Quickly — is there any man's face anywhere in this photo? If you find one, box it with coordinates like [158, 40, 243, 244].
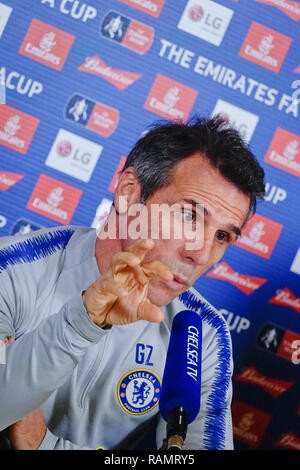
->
[121, 152, 250, 306]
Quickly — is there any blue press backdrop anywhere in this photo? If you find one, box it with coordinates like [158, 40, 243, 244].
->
[0, 0, 299, 449]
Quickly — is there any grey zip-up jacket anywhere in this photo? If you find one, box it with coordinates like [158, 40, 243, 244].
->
[0, 226, 234, 450]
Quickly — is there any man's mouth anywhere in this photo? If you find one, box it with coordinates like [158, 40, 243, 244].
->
[158, 257, 192, 290]
[166, 274, 189, 289]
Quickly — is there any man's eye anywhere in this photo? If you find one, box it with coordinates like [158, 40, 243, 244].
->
[216, 231, 230, 243]
[182, 210, 195, 222]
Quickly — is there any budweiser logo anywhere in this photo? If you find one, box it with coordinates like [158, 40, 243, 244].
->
[269, 288, 300, 314]
[254, 0, 300, 21]
[275, 433, 300, 450]
[206, 262, 267, 294]
[117, 0, 166, 18]
[235, 366, 293, 397]
[0, 173, 16, 187]
[0, 171, 24, 191]
[77, 56, 141, 90]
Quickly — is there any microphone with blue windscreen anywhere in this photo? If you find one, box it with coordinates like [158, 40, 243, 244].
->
[159, 310, 202, 450]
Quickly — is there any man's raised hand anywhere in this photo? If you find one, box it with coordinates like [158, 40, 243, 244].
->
[82, 239, 173, 327]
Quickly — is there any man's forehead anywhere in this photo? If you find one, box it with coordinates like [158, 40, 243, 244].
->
[166, 154, 251, 224]
[169, 153, 231, 198]
[170, 152, 218, 179]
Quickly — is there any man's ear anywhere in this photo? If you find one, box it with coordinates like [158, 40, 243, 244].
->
[114, 167, 142, 214]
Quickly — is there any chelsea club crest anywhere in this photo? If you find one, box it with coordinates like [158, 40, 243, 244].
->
[117, 369, 161, 415]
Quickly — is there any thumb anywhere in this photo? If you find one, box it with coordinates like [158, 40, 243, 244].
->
[137, 299, 164, 323]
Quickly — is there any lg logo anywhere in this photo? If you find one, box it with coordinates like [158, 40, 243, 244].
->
[46, 129, 103, 183]
[188, 5, 222, 29]
[56, 140, 92, 164]
[73, 150, 91, 165]
[211, 100, 259, 143]
[219, 113, 249, 140]
[229, 121, 248, 140]
[178, 0, 234, 47]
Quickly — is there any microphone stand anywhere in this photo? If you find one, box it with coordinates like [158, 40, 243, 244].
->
[160, 406, 188, 450]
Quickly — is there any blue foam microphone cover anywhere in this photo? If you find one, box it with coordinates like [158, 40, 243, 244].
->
[159, 310, 202, 424]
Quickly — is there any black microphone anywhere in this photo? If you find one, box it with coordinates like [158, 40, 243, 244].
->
[159, 310, 202, 450]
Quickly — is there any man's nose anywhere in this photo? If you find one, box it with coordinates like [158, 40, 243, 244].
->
[181, 229, 215, 266]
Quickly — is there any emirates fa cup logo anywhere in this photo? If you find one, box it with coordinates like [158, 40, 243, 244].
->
[283, 140, 299, 161]
[163, 87, 180, 108]
[47, 187, 64, 208]
[249, 221, 265, 243]
[4, 115, 21, 137]
[258, 35, 274, 56]
[39, 32, 56, 52]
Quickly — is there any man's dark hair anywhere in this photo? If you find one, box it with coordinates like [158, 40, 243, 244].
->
[121, 115, 265, 224]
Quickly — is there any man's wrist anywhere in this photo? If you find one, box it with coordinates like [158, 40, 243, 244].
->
[82, 291, 111, 330]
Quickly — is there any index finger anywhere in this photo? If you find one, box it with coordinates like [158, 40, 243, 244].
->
[127, 239, 154, 262]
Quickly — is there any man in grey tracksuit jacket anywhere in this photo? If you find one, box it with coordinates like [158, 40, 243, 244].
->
[0, 115, 263, 450]
[0, 225, 234, 450]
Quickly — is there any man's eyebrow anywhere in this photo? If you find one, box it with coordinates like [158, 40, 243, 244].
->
[227, 224, 242, 240]
[182, 199, 242, 240]
[182, 199, 205, 213]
